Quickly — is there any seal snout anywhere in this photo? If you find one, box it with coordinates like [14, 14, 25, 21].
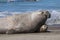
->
[43, 11, 51, 18]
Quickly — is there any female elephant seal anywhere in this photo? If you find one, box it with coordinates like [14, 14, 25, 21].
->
[0, 11, 51, 34]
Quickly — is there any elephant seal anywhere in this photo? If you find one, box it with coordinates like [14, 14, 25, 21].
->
[40, 24, 48, 32]
[0, 11, 51, 34]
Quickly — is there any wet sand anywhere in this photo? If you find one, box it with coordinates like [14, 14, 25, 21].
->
[0, 25, 60, 40]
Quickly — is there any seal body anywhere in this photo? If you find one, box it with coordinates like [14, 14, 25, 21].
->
[0, 11, 51, 34]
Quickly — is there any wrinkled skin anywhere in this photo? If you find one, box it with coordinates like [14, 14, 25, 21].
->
[0, 11, 51, 34]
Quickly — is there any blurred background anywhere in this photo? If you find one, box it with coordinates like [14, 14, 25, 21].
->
[0, 0, 60, 25]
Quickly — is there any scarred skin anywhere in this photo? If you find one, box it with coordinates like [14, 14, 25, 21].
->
[0, 11, 51, 34]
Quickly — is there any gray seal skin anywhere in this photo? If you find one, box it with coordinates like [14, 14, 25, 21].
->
[0, 11, 51, 34]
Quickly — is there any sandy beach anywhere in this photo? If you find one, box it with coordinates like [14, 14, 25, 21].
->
[0, 25, 60, 40]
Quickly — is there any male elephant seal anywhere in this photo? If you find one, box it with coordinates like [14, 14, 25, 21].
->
[0, 11, 51, 34]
